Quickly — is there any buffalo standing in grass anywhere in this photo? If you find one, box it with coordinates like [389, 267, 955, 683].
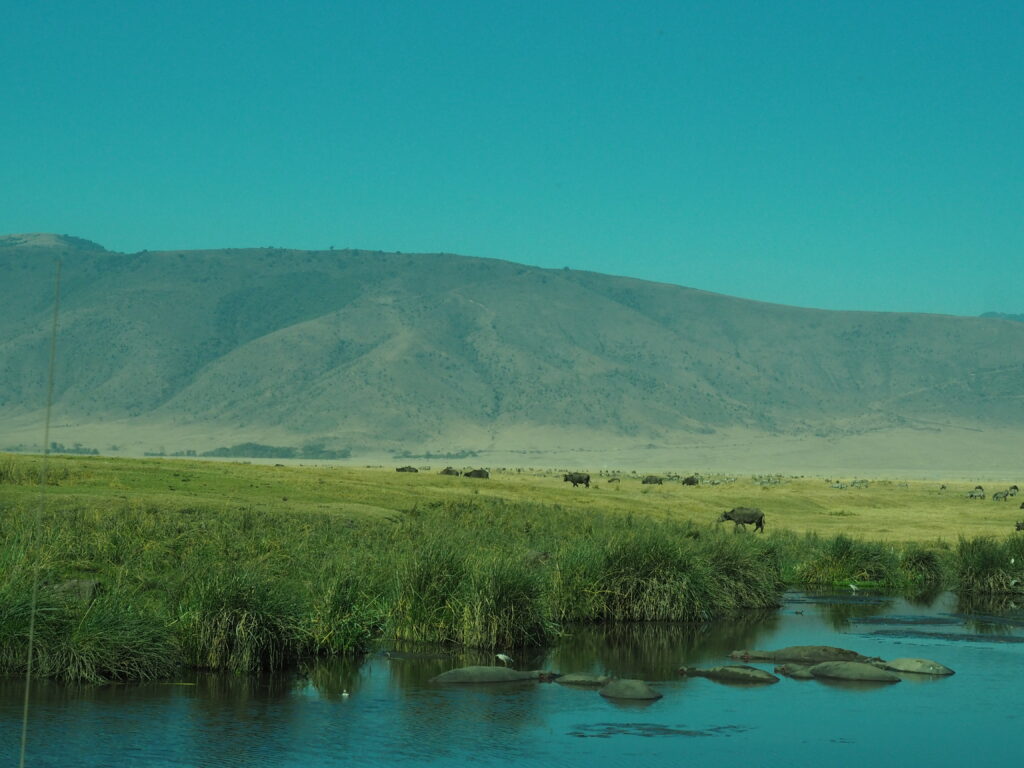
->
[1016, 521, 1024, 532]
[563, 472, 591, 488]
[439, 467, 461, 476]
[642, 475, 663, 485]
[682, 475, 700, 486]
[717, 507, 765, 533]
[396, 466, 418, 473]
[464, 469, 489, 479]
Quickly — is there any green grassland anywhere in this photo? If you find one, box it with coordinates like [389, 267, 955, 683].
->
[1, 453, 1022, 683]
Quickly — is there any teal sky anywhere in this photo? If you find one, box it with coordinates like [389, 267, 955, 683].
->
[2, 1, 1021, 316]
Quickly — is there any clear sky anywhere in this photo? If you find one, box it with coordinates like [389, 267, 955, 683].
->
[2, 1, 1021, 315]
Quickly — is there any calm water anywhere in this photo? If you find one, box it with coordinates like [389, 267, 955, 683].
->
[3, 591, 1023, 767]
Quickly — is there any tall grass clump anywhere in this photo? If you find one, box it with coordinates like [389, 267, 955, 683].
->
[176, 569, 306, 673]
[390, 540, 469, 644]
[701, 532, 784, 611]
[955, 536, 1024, 594]
[795, 534, 899, 586]
[0, 575, 177, 683]
[599, 530, 716, 622]
[549, 524, 781, 625]
[458, 555, 554, 648]
[898, 544, 947, 588]
[304, 568, 388, 655]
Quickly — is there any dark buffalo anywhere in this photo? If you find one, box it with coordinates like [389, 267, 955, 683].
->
[717, 507, 765, 533]
[642, 475, 663, 485]
[439, 466, 461, 476]
[396, 466, 418, 473]
[1016, 521, 1024, 531]
[682, 475, 700, 486]
[993, 490, 1009, 502]
[464, 469, 489, 479]
[563, 472, 591, 488]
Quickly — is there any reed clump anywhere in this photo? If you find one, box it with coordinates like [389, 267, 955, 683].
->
[0, 572, 177, 683]
[4, 456, 1018, 683]
[176, 568, 306, 673]
[955, 536, 1024, 594]
[795, 534, 898, 585]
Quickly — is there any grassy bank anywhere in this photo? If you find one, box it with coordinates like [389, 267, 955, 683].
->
[1, 453, 1021, 682]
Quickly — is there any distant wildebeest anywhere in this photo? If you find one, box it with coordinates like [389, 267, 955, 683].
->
[642, 475, 663, 485]
[993, 490, 1009, 502]
[464, 469, 489, 479]
[563, 472, 591, 488]
[439, 467, 460, 476]
[717, 507, 765, 533]
[682, 475, 699, 486]
[966, 488, 985, 500]
[396, 466, 418, 473]
[1016, 521, 1024, 532]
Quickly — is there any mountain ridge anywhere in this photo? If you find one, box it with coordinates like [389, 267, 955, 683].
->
[2, 235, 1023, 471]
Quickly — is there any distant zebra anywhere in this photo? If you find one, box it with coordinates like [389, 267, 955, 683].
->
[966, 488, 985, 500]
[1009, 485, 1020, 497]
[993, 490, 1010, 502]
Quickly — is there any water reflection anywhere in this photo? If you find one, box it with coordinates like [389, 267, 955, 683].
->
[300, 656, 365, 698]
[551, 610, 778, 680]
[955, 594, 1024, 635]
[789, 590, 894, 629]
[3, 592, 1024, 767]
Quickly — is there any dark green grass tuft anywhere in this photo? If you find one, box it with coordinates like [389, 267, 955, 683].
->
[176, 569, 306, 673]
[955, 536, 1024, 594]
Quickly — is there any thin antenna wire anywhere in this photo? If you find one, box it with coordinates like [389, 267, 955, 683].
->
[19, 258, 62, 768]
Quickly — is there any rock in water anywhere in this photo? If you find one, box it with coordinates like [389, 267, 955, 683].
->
[431, 666, 545, 684]
[809, 662, 901, 683]
[875, 658, 955, 676]
[679, 665, 779, 684]
[598, 679, 663, 700]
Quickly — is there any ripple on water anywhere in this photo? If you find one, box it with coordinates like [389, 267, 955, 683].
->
[866, 629, 1024, 643]
[567, 723, 751, 739]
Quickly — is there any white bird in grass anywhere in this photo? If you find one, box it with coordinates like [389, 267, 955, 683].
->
[496, 653, 513, 667]
[848, 583, 859, 593]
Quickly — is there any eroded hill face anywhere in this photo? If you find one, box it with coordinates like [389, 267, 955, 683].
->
[2, 236, 1023, 468]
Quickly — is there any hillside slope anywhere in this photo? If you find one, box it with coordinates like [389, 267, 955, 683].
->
[2, 234, 1023, 468]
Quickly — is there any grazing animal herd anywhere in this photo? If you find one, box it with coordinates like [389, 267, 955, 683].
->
[395, 466, 1022, 533]
[967, 484, 1018, 501]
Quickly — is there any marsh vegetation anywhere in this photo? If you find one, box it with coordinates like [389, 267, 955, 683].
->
[1, 454, 1021, 682]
